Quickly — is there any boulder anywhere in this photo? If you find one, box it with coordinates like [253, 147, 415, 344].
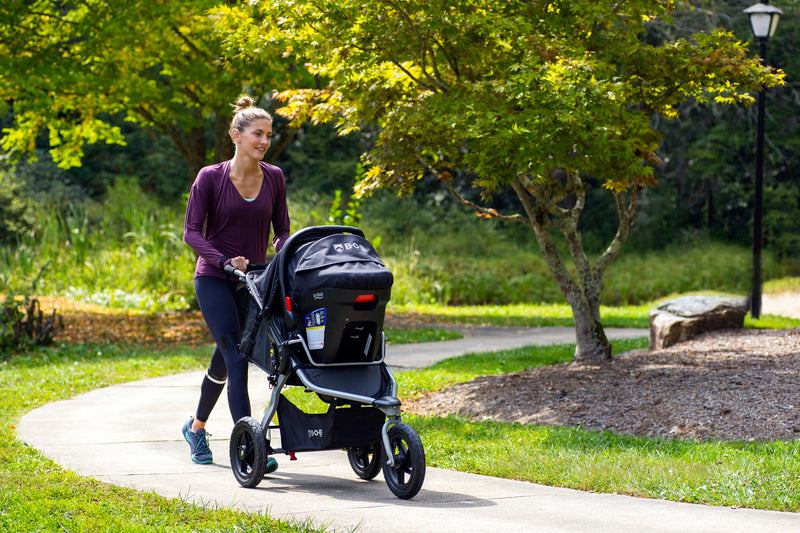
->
[649, 296, 749, 350]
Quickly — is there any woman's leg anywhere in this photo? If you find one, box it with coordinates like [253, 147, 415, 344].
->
[191, 346, 227, 430]
[193, 276, 251, 423]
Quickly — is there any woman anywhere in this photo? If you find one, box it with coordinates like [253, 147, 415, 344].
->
[181, 96, 290, 467]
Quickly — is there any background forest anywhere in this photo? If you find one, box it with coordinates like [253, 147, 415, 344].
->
[0, 0, 797, 313]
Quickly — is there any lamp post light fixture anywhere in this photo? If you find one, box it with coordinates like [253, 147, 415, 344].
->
[743, 1, 782, 319]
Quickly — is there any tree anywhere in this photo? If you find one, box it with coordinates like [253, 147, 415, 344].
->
[219, 0, 783, 362]
[0, 1, 304, 181]
[650, 1, 800, 259]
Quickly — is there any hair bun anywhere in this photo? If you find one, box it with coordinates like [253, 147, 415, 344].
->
[234, 96, 255, 113]
[229, 95, 272, 136]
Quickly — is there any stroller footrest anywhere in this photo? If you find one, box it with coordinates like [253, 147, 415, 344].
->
[373, 396, 401, 409]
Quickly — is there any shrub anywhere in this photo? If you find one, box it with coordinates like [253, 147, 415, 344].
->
[0, 268, 63, 357]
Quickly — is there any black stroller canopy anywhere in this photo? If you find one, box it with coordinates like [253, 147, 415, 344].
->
[245, 231, 392, 316]
[290, 234, 393, 300]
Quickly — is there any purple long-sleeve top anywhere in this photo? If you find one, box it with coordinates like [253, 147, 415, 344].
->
[184, 160, 291, 279]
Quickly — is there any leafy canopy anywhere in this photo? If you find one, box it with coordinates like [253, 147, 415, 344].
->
[0, 1, 300, 173]
[237, 0, 782, 203]
[216, 0, 785, 361]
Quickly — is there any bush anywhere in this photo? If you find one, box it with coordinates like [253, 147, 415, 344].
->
[0, 268, 63, 357]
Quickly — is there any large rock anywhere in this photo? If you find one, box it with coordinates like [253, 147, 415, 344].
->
[649, 296, 748, 350]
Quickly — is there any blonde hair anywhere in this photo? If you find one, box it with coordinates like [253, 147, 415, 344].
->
[230, 96, 272, 135]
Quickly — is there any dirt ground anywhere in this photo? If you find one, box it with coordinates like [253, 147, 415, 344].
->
[406, 328, 800, 441]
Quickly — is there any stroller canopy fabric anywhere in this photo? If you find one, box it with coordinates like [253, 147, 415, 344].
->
[245, 232, 392, 317]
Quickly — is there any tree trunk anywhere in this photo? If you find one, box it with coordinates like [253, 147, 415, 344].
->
[181, 124, 208, 183]
[443, 175, 637, 364]
[214, 110, 235, 164]
[507, 177, 638, 364]
[569, 295, 612, 363]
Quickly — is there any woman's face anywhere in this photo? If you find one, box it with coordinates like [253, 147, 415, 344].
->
[233, 118, 273, 161]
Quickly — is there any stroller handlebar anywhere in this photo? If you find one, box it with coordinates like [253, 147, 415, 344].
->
[224, 262, 270, 281]
[224, 263, 247, 280]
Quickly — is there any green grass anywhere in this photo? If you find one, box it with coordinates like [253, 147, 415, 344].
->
[4, 300, 800, 529]
[1, 343, 323, 532]
[385, 327, 462, 344]
[412, 415, 800, 510]
[764, 276, 800, 293]
[395, 337, 646, 396]
[389, 299, 800, 331]
[388, 302, 652, 328]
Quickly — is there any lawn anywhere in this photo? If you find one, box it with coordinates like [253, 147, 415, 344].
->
[2, 301, 800, 531]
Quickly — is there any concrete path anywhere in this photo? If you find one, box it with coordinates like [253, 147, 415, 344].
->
[17, 294, 800, 532]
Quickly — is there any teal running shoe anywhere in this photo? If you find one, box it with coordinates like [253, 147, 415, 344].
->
[182, 417, 213, 464]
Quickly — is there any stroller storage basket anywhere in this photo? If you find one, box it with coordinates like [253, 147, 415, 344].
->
[277, 395, 385, 452]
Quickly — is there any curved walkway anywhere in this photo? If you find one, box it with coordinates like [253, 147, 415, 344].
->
[18, 295, 800, 532]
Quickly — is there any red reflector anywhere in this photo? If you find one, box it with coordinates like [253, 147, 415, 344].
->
[285, 296, 292, 312]
[355, 294, 377, 303]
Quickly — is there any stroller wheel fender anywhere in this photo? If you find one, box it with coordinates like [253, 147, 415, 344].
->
[230, 416, 270, 488]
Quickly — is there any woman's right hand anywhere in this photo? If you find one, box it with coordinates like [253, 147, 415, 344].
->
[230, 256, 250, 272]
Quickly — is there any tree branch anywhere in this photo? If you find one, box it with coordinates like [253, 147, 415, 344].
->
[594, 185, 641, 275]
[170, 23, 213, 63]
[511, 178, 580, 299]
[442, 178, 525, 223]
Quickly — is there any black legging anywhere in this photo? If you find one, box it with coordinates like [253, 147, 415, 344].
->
[193, 275, 251, 423]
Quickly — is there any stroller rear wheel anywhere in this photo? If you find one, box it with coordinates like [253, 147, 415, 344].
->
[347, 443, 382, 480]
[381, 423, 426, 499]
[230, 416, 269, 488]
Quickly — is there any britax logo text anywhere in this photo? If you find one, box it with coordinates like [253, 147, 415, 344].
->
[333, 242, 368, 254]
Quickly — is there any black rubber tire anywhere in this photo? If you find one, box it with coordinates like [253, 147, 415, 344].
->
[381, 423, 426, 499]
[230, 416, 269, 488]
[347, 443, 382, 480]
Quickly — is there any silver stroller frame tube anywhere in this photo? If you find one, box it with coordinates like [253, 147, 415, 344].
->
[260, 333, 402, 466]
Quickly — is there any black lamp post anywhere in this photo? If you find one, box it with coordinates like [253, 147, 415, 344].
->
[743, 1, 782, 319]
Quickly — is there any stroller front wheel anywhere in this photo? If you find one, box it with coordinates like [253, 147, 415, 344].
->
[382, 423, 426, 499]
[230, 416, 269, 488]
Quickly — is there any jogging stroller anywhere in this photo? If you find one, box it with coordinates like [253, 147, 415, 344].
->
[225, 225, 426, 500]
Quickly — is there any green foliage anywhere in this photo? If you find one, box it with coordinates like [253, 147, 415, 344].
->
[219, 0, 785, 360]
[0, 174, 795, 312]
[0, 164, 31, 245]
[311, 189, 363, 227]
[646, 1, 800, 259]
[0, 177, 196, 311]
[102, 176, 163, 242]
[0, 1, 306, 179]
[276, 122, 368, 195]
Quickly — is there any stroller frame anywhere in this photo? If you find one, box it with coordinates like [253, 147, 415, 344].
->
[227, 226, 426, 500]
